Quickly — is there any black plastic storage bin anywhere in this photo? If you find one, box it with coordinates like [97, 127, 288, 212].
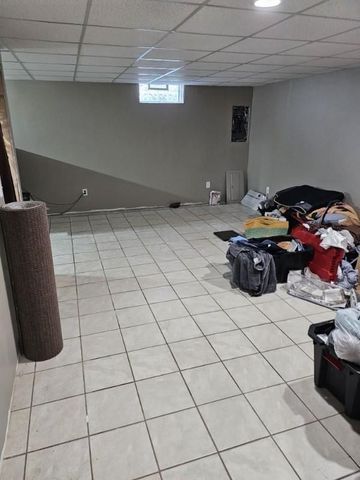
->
[249, 235, 314, 283]
[308, 320, 360, 419]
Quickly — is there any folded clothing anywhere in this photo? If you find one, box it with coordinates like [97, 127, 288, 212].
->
[244, 217, 289, 239]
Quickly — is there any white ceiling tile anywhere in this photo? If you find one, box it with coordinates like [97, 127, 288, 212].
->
[209, 71, 251, 78]
[0, 0, 88, 23]
[184, 61, 236, 70]
[76, 77, 114, 82]
[1, 51, 17, 62]
[304, 0, 360, 20]
[156, 32, 240, 51]
[200, 51, 265, 63]
[2, 62, 25, 71]
[302, 57, 357, 67]
[283, 41, 360, 56]
[324, 27, 360, 44]
[276, 64, 334, 73]
[114, 78, 138, 83]
[135, 59, 184, 68]
[77, 65, 126, 73]
[231, 63, 282, 72]
[223, 37, 306, 54]
[257, 15, 360, 41]
[24, 63, 75, 71]
[126, 67, 174, 74]
[252, 54, 314, 65]
[4, 72, 31, 79]
[336, 48, 360, 58]
[81, 44, 148, 58]
[4, 39, 78, 55]
[178, 6, 289, 36]
[76, 72, 118, 78]
[33, 76, 73, 81]
[143, 48, 208, 61]
[79, 56, 133, 66]
[176, 68, 211, 76]
[0, 18, 82, 42]
[83, 26, 166, 47]
[208, 0, 320, 13]
[88, 0, 197, 30]
[31, 71, 74, 77]
[16, 53, 77, 64]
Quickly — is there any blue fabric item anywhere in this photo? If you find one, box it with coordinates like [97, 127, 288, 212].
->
[229, 235, 248, 244]
[335, 308, 360, 340]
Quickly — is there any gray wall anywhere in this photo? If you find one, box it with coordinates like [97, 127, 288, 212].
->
[6, 81, 252, 212]
[0, 201, 17, 456]
[248, 67, 360, 206]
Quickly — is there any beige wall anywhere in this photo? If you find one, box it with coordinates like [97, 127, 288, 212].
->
[248, 67, 360, 206]
[6, 81, 252, 212]
[0, 184, 17, 456]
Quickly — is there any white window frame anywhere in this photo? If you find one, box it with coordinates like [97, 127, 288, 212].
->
[139, 83, 185, 104]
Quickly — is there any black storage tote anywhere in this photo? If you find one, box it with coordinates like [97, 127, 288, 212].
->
[308, 320, 360, 419]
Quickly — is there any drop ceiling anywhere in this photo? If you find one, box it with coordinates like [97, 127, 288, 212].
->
[1, 0, 360, 86]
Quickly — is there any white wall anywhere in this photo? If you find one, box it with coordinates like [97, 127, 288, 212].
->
[6, 81, 252, 211]
[248, 67, 360, 206]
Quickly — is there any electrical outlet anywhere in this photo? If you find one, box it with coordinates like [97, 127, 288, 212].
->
[82, 188, 88, 197]
[206, 181, 211, 189]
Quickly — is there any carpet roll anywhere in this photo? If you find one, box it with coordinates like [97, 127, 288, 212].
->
[0, 201, 63, 361]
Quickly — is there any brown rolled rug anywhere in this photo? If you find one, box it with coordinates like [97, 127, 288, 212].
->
[0, 201, 63, 361]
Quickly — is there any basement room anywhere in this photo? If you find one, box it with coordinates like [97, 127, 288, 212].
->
[0, 0, 360, 479]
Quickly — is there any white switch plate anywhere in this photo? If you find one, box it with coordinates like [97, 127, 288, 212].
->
[206, 181, 211, 189]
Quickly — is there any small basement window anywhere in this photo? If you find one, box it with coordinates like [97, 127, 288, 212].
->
[139, 84, 184, 104]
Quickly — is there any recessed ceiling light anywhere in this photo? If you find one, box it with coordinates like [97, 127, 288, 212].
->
[254, 0, 282, 7]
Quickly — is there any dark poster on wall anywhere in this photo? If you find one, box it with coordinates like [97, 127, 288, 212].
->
[231, 106, 250, 142]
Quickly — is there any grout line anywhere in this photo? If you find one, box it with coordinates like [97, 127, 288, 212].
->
[73, 0, 93, 81]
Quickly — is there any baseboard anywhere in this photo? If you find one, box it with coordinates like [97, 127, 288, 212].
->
[48, 201, 208, 217]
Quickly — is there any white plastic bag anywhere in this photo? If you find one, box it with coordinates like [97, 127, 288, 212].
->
[331, 328, 360, 364]
[209, 191, 221, 206]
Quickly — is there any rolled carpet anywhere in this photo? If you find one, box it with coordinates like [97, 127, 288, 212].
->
[0, 201, 63, 361]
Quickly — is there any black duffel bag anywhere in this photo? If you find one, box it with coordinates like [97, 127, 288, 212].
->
[248, 235, 314, 283]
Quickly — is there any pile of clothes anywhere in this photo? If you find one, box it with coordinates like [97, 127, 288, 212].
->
[228, 185, 360, 306]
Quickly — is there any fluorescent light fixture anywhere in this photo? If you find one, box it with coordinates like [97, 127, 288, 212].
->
[254, 0, 281, 7]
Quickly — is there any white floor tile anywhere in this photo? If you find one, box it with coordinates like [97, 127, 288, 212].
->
[170, 337, 219, 369]
[91, 423, 158, 480]
[274, 422, 358, 480]
[162, 455, 229, 480]
[28, 396, 87, 451]
[26, 438, 91, 480]
[193, 310, 237, 335]
[148, 408, 215, 469]
[33, 363, 84, 405]
[137, 372, 194, 419]
[122, 323, 165, 351]
[246, 384, 315, 434]
[264, 345, 314, 381]
[221, 437, 298, 480]
[182, 362, 240, 405]
[129, 345, 178, 380]
[207, 330, 257, 360]
[81, 330, 125, 360]
[199, 395, 268, 450]
[225, 354, 283, 393]
[87, 383, 143, 434]
[84, 354, 133, 392]
[159, 316, 202, 342]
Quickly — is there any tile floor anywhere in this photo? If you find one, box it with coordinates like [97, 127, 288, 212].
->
[1, 203, 359, 480]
